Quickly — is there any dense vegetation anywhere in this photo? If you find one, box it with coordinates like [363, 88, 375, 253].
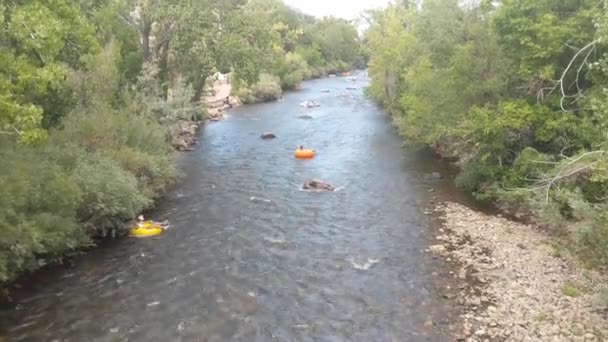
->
[0, 0, 361, 285]
[231, 0, 363, 103]
[365, 0, 608, 265]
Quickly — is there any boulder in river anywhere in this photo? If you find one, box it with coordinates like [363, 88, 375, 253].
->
[169, 121, 200, 151]
[298, 114, 313, 120]
[260, 132, 276, 140]
[302, 179, 334, 191]
[228, 96, 242, 107]
[207, 108, 223, 121]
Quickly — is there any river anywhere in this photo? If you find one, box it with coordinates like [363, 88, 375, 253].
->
[1, 73, 471, 341]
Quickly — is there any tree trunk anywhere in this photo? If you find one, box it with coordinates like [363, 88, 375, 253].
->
[158, 40, 170, 100]
[142, 22, 152, 62]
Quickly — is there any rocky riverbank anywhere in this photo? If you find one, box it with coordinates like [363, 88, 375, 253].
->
[168, 80, 242, 152]
[429, 202, 608, 341]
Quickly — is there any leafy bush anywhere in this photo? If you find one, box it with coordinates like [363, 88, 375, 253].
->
[252, 73, 283, 101]
[233, 73, 282, 104]
[579, 211, 608, 266]
[325, 60, 349, 74]
[0, 101, 179, 284]
[277, 52, 311, 89]
[53, 107, 179, 195]
[0, 142, 86, 283]
[296, 45, 324, 68]
[71, 153, 151, 236]
[133, 64, 201, 123]
[233, 85, 255, 104]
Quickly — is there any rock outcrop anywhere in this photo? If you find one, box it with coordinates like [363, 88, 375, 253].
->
[168, 121, 203, 151]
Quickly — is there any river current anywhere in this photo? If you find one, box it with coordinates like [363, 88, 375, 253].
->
[1, 73, 464, 341]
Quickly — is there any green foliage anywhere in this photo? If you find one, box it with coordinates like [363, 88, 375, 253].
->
[0, 0, 98, 142]
[0, 143, 86, 282]
[134, 64, 201, 123]
[494, 0, 597, 82]
[67, 42, 122, 109]
[252, 74, 283, 102]
[277, 52, 311, 89]
[561, 281, 583, 297]
[233, 73, 282, 104]
[70, 153, 151, 235]
[580, 212, 608, 266]
[310, 17, 360, 66]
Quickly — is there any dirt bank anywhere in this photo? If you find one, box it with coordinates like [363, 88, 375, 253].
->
[429, 202, 608, 341]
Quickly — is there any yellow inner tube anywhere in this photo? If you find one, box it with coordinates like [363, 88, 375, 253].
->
[130, 221, 163, 237]
[294, 149, 315, 159]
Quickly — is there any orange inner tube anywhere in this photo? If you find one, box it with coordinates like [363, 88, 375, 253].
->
[294, 149, 315, 159]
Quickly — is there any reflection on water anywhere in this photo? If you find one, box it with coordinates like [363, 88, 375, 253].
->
[1, 72, 464, 341]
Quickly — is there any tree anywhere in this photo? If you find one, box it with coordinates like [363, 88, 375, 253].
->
[0, 0, 98, 142]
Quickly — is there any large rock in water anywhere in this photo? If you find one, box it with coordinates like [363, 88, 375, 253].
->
[207, 108, 223, 121]
[228, 96, 242, 107]
[168, 121, 201, 151]
[260, 132, 276, 140]
[303, 180, 334, 191]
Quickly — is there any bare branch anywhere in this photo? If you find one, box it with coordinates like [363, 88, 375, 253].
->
[541, 150, 605, 203]
[537, 40, 598, 111]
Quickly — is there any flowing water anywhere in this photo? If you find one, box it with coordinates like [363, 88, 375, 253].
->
[0, 73, 471, 341]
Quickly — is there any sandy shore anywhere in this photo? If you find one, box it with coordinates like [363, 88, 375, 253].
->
[429, 202, 607, 341]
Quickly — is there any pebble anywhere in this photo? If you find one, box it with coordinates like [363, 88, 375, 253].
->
[458, 269, 467, 279]
[429, 244, 446, 254]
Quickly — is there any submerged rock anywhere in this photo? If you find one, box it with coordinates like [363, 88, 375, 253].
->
[351, 258, 380, 270]
[299, 100, 320, 108]
[302, 179, 334, 191]
[298, 114, 313, 120]
[260, 132, 276, 140]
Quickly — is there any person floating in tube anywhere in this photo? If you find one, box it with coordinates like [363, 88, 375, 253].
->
[136, 215, 169, 230]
